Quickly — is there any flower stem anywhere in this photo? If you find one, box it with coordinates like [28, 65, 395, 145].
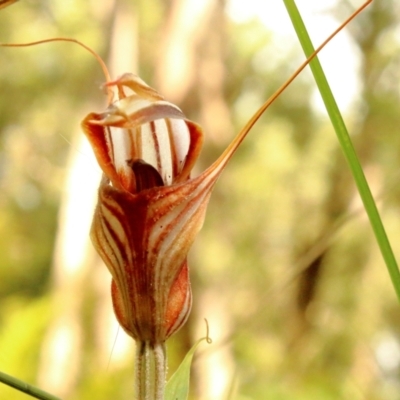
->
[135, 341, 166, 400]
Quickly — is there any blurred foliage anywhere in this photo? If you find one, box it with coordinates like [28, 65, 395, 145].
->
[1, 0, 400, 399]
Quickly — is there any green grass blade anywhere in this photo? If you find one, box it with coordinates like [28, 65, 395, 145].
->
[165, 337, 209, 400]
[282, 0, 400, 301]
[0, 370, 61, 400]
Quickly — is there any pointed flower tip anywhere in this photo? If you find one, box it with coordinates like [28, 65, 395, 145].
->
[83, 74, 230, 343]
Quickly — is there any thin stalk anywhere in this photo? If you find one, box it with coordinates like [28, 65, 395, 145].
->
[0, 370, 61, 400]
[135, 341, 166, 400]
[282, 0, 400, 301]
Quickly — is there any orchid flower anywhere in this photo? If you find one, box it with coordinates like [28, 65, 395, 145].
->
[82, 73, 254, 344]
[82, 73, 249, 398]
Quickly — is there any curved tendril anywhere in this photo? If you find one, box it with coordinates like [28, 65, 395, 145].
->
[0, 37, 114, 105]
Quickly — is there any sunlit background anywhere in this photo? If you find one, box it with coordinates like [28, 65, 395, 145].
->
[1, 0, 400, 399]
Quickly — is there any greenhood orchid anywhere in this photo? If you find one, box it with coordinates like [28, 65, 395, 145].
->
[81, 73, 251, 398]
[79, 41, 331, 395]
[82, 74, 240, 345]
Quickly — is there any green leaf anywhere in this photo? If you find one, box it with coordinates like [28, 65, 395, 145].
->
[0, 370, 61, 400]
[165, 337, 209, 400]
[282, 0, 400, 302]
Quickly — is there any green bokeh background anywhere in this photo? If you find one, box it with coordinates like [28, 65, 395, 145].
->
[1, 1, 400, 399]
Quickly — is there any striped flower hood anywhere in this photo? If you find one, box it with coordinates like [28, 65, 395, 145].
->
[82, 74, 227, 344]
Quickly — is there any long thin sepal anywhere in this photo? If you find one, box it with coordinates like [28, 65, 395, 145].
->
[206, 0, 374, 179]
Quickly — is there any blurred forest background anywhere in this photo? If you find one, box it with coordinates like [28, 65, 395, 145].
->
[1, 0, 400, 399]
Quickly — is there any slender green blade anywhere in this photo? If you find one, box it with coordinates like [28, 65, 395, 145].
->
[165, 338, 208, 400]
[282, 0, 400, 301]
[0, 370, 61, 400]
